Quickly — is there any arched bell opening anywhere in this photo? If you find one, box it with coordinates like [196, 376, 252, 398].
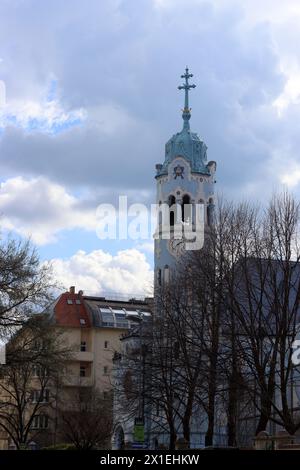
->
[168, 195, 176, 227]
[182, 194, 191, 223]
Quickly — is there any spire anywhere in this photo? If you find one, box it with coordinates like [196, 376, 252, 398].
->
[178, 66, 196, 130]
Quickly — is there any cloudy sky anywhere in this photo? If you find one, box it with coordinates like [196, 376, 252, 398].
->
[0, 0, 300, 296]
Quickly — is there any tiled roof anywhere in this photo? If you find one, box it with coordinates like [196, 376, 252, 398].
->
[51, 288, 152, 329]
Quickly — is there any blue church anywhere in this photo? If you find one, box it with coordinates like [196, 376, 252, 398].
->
[154, 67, 216, 285]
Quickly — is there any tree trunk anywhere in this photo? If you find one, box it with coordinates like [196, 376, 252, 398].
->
[255, 399, 271, 435]
[169, 426, 177, 450]
[182, 416, 190, 448]
[227, 372, 238, 447]
[205, 417, 214, 447]
[227, 397, 237, 446]
[205, 390, 215, 447]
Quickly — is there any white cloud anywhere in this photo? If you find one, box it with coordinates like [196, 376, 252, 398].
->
[273, 63, 300, 115]
[0, 95, 86, 134]
[0, 176, 156, 246]
[281, 168, 300, 188]
[0, 176, 97, 244]
[153, 0, 300, 116]
[50, 248, 153, 297]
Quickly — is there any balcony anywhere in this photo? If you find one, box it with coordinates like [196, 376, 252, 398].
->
[72, 351, 94, 362]
[63, 375, 93, 387]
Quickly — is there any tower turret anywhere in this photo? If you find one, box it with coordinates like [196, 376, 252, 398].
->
[154, 67, 216, 288]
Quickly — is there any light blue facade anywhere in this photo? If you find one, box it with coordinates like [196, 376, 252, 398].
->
[154, 68, 216, 283]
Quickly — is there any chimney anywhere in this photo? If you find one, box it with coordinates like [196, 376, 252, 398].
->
[69, 286, 75, 294]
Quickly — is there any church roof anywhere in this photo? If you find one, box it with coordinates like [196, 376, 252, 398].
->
[156, 67, 211, 177]
[158, 127, 210, 176]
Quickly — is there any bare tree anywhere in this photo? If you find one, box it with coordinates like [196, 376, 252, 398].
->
[226, 193, 300, 435]
[0, 316, 69, 449]
[173, 193, 300, 445]
[155, 273, 209, 448]
[112, 317, 177, 449]
[114, 192, 300, 448]
[59, 388, 113, 450]
[198, 193, 300, 439]
[0, 236, 54, 332]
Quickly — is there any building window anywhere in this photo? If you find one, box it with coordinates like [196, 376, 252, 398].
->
[32, 365, 39, 377]
[42, 389, 50, 403]
[168, 195, 176, 227]
[182, 194, 191, 222]
[158, 209, 162, 232]
[31, 389, 49, 403]
[104, 341, 109, 349]
[103, 366, 108, 375]
[67, 299, 73, 305]
[31, 390, 39, 403]
[207, 198, 214, 226]
[80, 341, 87, 352]
[157, 269, 162, 287]
[32, 365, 49, 378]
[164, 265, 170, 284]
[32, 415, 48, 430]
[75, 299, 81, 305]
[103, 391, 108, 399]
[100, 309, 115, 327]
[80, 365, 86, 377]
[80, 319, 86, 325]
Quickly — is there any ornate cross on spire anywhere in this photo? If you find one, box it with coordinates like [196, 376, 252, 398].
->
[178, 67, 196, 129]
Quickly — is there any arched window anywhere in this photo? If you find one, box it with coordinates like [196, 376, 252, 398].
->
[157, 268, 162, 286]
[158, 210, 162, 232]
[207, 198, 214, 226]
[164, 265, 170, 284]
[182, 194, 191, 222]
[168, 195, 176, 227]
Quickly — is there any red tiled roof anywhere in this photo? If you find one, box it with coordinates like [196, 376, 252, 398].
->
[54, 292, 91, 328]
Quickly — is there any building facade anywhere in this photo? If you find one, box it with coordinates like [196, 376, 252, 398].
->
[0, 287, 152, 449]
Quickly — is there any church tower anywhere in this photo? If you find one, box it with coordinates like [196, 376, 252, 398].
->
[154, 68, 216, 288]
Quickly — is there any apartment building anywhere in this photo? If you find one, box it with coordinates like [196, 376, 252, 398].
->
[0, 287, 152, 449]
